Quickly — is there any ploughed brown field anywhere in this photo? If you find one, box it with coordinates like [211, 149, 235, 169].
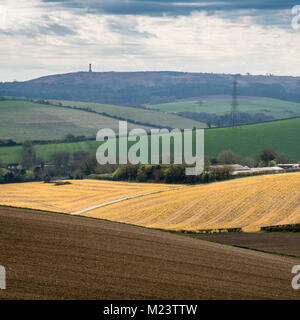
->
[196, 233, 300, 257]
[0, 206, 299, 300]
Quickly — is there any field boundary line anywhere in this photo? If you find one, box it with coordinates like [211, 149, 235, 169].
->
[71, 186, 189, 215]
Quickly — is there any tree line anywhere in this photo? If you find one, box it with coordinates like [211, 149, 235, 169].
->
[0, 140, 294, 184]
[177, 111, 275, 127]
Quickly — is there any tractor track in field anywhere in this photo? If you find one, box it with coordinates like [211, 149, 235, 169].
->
[71, 186, 189, 215]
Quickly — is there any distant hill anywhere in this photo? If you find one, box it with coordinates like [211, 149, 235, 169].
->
[1, 71, 300, 106]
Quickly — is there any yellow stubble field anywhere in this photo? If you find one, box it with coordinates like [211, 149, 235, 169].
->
[82, 173, 300, 231]
[0, 179, 182, 213]
[1, 173, 300, 232]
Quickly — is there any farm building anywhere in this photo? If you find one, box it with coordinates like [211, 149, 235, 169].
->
[210, 164, 285, 176]
[277, 164, 300, 169]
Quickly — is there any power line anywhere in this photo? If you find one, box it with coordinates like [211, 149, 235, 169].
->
[231, 77, 239, 128]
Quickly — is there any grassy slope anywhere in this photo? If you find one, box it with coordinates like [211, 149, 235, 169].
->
[205, 117, 300, 159]
[0, 100, 152, 142]
[149, 96, 300, 119]
[1, 117, 300, 164]
[54, 99, 207, 129]
[0, 141, 98, 164]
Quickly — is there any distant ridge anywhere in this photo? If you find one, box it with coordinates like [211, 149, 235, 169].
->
[1, 71, 300, 106]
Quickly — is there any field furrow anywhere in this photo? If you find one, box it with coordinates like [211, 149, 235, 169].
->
[1, 173, 300, 232]
[82, 173, 300, 231]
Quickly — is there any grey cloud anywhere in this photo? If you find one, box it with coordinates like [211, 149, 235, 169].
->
[100, 43, 147, 56]
[217, 9, 292, 28]
[107, 19, 156, 39]
[40, 1, 298, 15]
[39, 0, 298, 29]
[38, 23, 76, 35]
[0, 22, 76, 38]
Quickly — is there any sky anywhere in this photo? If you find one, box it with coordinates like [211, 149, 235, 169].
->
[0, 0, 300, 81]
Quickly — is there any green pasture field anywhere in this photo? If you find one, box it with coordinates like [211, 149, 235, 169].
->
[0, 100, 151, 142]
[1, 116, 300, 164]
[149, 96, 300, 119]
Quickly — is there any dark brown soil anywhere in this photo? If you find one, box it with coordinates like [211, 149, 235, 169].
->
[196, 233, 300, 257]
[0, 206, 299, 300]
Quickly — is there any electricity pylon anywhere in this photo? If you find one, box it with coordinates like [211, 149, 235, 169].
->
[231, 78, 239, 128]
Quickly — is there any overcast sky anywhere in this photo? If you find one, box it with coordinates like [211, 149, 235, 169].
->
[0, 0, 299, 81]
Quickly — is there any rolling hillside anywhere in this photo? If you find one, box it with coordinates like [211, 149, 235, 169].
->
[53, 99, 207, 129]
[0, 180, 181, 213]
[149, 96, 300, 119]
[1, 173, 300, 233]
[1, 206, 297, 299]
[81, 172, 300, 232]
[1, 116, 300, 164]
[0, 99, 152, 142]
[1, 71, 300, 106]
[0, 98, 206, 143]
[204, 116, 300, 159]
